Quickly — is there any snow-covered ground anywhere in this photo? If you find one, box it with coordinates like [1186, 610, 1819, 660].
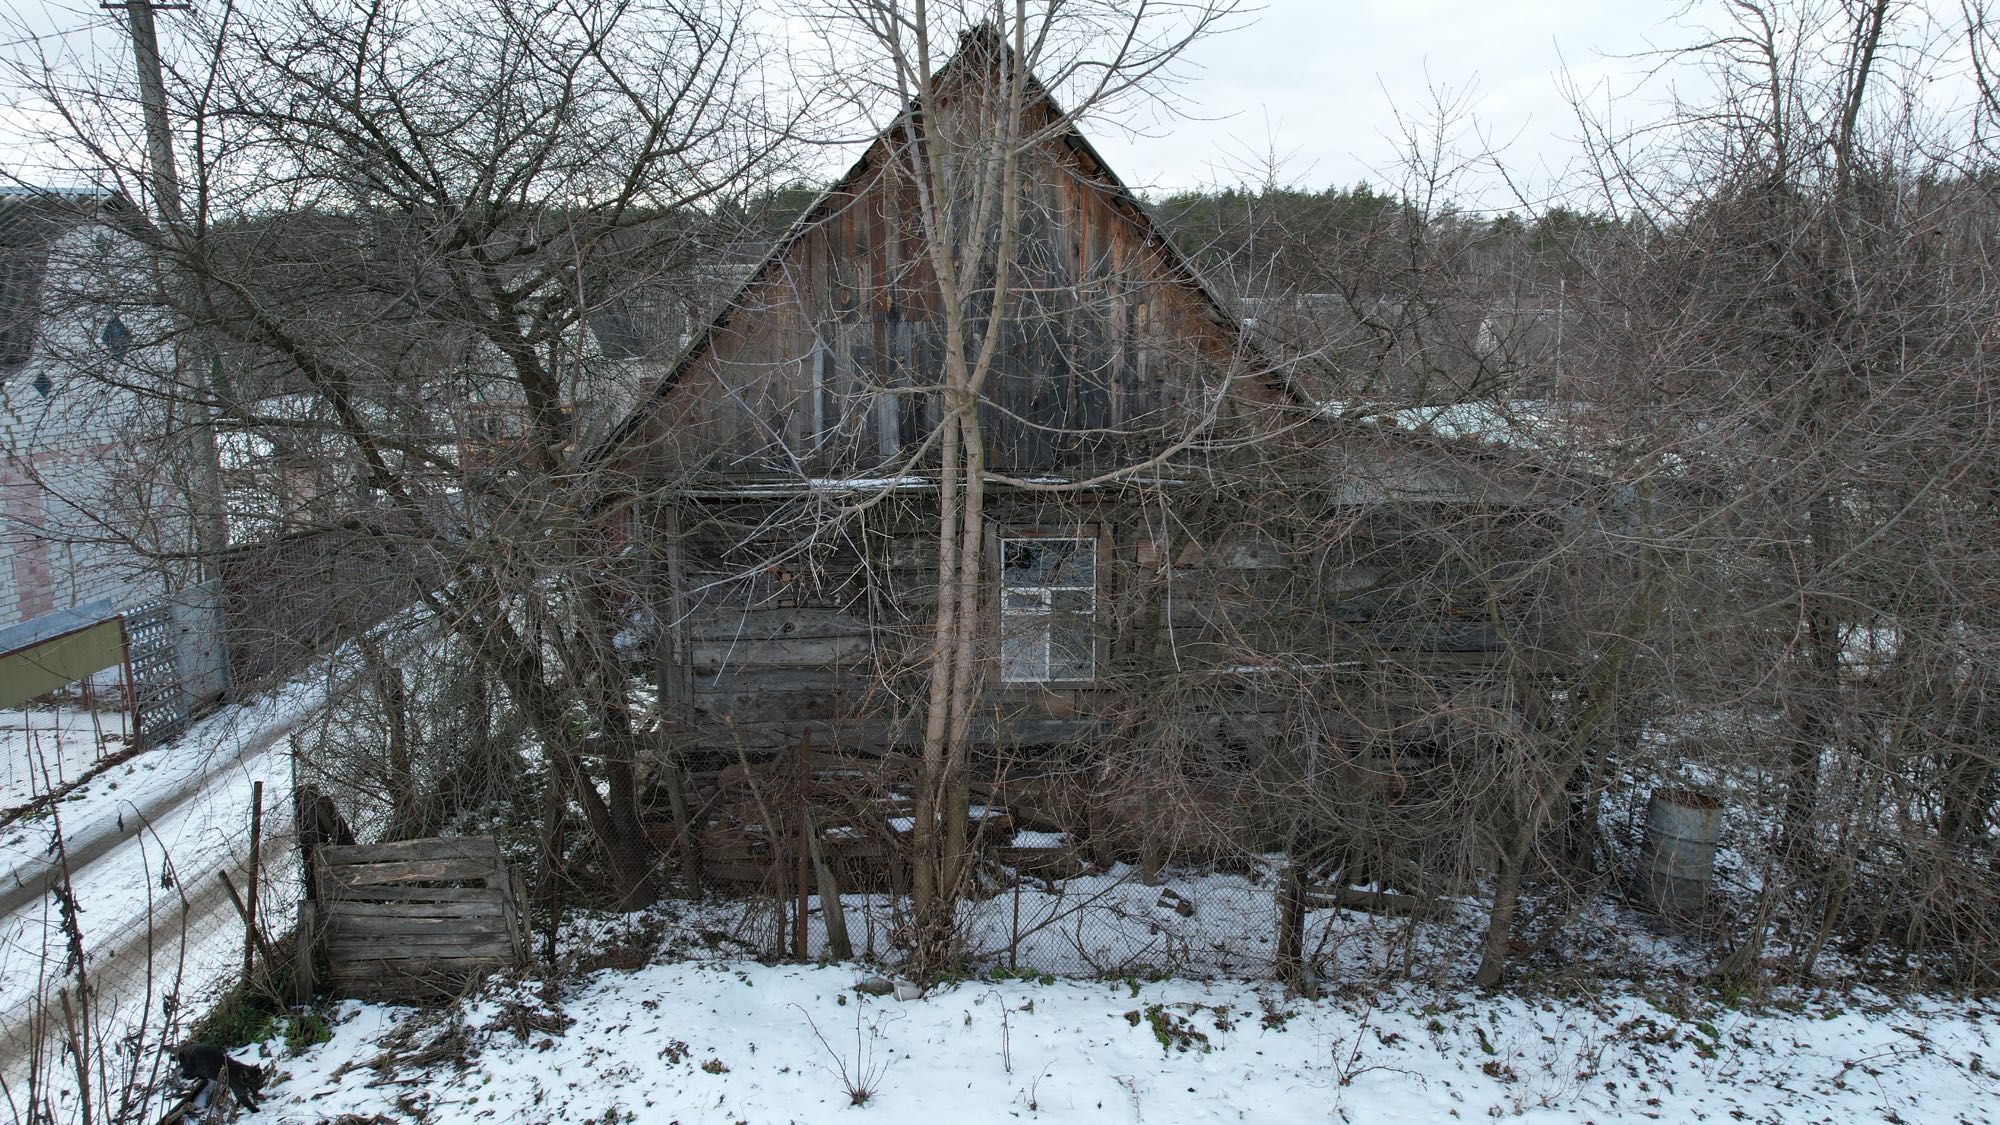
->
[671, 860, 1495, 982]
[247, 951, 1998, 1124]
[0, 677, 325, 889]
[1, 704, 131, 811]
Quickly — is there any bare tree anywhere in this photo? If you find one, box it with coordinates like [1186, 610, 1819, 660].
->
[1558, 0, 2000, 985]
[4, 0, 800, 907]
[782, 0, 1248, 969]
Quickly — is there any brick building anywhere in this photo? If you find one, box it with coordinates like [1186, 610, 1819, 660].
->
[0, 188, 183, 635]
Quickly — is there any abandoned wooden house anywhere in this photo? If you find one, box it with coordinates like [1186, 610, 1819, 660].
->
[596, 35, 1549, 880]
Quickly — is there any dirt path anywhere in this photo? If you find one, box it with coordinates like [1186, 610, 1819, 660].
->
[0, 821, 298, 1097]
[0, 689, 322, 922]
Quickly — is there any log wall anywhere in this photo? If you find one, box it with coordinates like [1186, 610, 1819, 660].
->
[653, 491, 1533, 767]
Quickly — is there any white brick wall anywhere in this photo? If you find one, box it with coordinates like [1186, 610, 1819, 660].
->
[1, 215, 181, 634]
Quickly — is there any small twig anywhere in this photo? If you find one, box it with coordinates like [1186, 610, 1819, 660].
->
[1113, 1073, 1142, 1122]
[792, 1001, 898, 1105]
[982, 988, 1012, 1074]
[218, 871, 282, 971]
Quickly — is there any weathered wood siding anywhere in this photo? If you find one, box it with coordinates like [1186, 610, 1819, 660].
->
[314, 835, 528, 1000]
[654, 491, 1533, 763]
[636, 102, 1248, 477]
[609, 67, 1533, 777]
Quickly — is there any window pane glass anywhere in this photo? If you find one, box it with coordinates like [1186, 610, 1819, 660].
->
[1049, 623, 1093, 680]
[1052, 588, 1093, 615]
[1003, 588, 1050, 614]
[1003, 538, 1094, 586]
[1002, 539, 1054, 584]
[1050, 543, 1094, 589]
[1000, 625, 1045, 681]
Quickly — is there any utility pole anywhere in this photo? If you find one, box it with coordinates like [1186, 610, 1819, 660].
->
[111, 0, 232, 701]
[110, 1, 227, 559]
[118, 1, 185, 223]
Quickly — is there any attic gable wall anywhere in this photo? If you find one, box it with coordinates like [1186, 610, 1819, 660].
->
[634, 99, 1251, 478]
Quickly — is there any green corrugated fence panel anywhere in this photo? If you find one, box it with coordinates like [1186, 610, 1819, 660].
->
[0, 619, 125, 711]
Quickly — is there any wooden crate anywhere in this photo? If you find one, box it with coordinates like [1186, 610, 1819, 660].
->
[313, 836, 528, 1000]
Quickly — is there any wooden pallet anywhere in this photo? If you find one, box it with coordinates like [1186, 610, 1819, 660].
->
[312, 836, 527, 1000]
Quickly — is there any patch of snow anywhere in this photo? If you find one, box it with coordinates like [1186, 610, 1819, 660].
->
[0, 675, 325, 886]
[0, 705, 131, 809]
[256, 957, 2000, 1125]
[0, 673, 329, 1093]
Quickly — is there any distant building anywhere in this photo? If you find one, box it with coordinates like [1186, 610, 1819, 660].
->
[0, 187, 184, 634]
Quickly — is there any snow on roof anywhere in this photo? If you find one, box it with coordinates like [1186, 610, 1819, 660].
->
[1321, 400, 1597, 451]
[0, 599, 119, 656]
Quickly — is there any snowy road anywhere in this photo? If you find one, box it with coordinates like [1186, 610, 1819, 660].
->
[0, 674, 332, 1100]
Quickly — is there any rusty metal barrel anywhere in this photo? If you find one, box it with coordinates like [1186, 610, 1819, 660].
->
[1639, 788, 1723, 921]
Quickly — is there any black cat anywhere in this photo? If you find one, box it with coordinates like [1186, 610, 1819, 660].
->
[171, 1043, 267, 1112]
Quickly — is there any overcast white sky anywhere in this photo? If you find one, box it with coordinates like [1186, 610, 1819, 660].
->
[1068, 0, 1687, 201]
[762, 0, 1701, 206]
[0, 1, 1975, 206]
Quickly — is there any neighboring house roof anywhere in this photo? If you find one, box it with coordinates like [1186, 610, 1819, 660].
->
[0, 599, 126, 711]
[586, 306, 667, 362]
[0, 188, 127, 381]
[585, 264, 750, 362]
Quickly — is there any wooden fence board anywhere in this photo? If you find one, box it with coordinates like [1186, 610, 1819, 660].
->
[323, 856, 504, 887]
[328, 907, 511, 928]
[324, 899, 508, 921]
[316, 884, 508, 904]
[319, 836, 504, 865]
[326, 937, 517, 961]
[331, 955, 511, 978]
[322, 913, 507, 933]
[314, 834, 526, 1000]
[329, 959, 514, 999]
[324, 920, 520, 944]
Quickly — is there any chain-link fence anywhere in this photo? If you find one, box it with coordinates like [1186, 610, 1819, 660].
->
[587, 735, 1492, 987]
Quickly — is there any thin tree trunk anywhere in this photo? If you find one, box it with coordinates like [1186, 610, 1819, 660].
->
[381, 664, 414, 840]
[808, 806, 855, 960]
[1473, 824, 1532, 990]
[913, 410, 965, 964]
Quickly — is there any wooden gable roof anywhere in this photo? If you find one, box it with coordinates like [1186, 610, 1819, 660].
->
[599, 33, 1265, 475]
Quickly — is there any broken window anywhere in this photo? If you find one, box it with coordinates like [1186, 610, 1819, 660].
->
[999, 535, 1096, 682]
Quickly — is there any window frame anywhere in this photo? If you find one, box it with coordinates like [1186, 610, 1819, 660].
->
[995, 528, 1102, 685]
